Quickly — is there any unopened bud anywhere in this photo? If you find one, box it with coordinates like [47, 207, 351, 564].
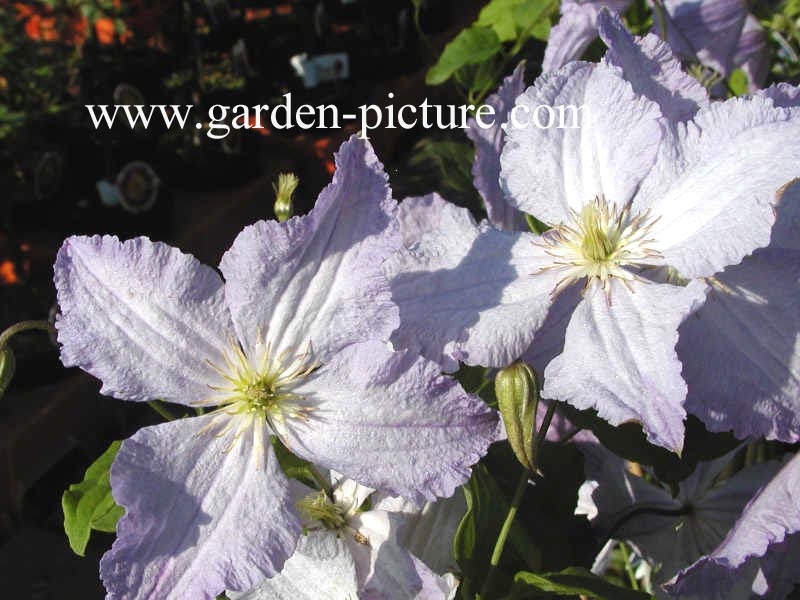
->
[0, 346, 15, 399]
[495, 362, 540, 471]
[273, 173, 299, 222]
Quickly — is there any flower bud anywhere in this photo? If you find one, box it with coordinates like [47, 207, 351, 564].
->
[0, 346, 15, 399]
[273, 173, 299, 222]
[495, 362, 540, 471]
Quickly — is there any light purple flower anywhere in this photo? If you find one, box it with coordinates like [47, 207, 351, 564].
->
[664, 452, 800, 598]
[386, 59, 800, 452]
[54, 136, 498, 599]
[545, 0, 769, 91]
[677, 85, 800, 444]
[653, 0, 769, 89]
[576, 444, 800, 596]
[231, 475, 460, 600]
[466, 62, 529, 232]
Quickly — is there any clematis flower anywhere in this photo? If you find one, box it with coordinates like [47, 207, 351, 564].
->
[576, 444, 800, 597]
[231, 474, 459, 600]
[385, 57, 800, 452]
[54, 136, 499, 599]
[664, 451, 800, 599]
[677, 85, 800, 444]
[544, 0, 768, 91]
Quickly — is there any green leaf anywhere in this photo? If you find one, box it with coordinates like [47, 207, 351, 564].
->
[512, 0, 558, 42]
[454, 465, 540, 596]
[426, 26, 502, 85]
[271, 436, 316, 485]
[728, 69, 749, 96]
[506, 567, 654, 599]
[62, 441, 124, 556]
[477, 0, 556, 43]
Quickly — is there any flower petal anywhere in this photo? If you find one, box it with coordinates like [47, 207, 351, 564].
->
[54, 235, 233, 405]
[220, 135, 399, 363]
[100, 415, 301, 599]
[635, 95, 800, 279]
[653, 0, 747, 77]
[500, 62, 663, 225]
[665, 453, 800, 598]
[398, 193, 461, 248]
[543, 279, 707, 452]
[680, 249, 800, 443]
[598, 10, 709, 122]
[384, 201, 560, 371]
[734, 15, 769, 91]
[229, 532, 359, 600]
[542, 0, 632, 72]
[466, 63, 528, 231]
[284, 340, 500, 505]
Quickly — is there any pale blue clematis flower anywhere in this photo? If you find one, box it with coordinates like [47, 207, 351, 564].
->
[385, 50, 800, 452]
[54, 136, 499, 600]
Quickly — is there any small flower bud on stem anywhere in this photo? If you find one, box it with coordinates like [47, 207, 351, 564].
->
[273, 173, 299, 222]
[495, 362, 540, 472]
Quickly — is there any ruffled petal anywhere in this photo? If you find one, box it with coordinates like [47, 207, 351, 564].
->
[283, 340, 500, 505]
[635, 96, 800, 278]
[543, 279, 707, 452]
[598, 10, 709, 121]
[220, 135, 399, 363]
[229, 532, 359, 600]
[385, 200, 561, 371]
[542, 0, 632, 72]
[397, 193, 464, 248]
[466, 63, 528, 231]
[653, 0, 747, 77]
[665, 453, 800, 598]
[54, 235, 233, 405]
[100, 415, 301, 599]
[500, 62, 663, 225]
[680, 249, 800, 442]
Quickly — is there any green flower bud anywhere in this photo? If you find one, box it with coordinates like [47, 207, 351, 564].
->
[0, 346, 15, 399]
[495, 362, 540, 471]
[273, 173, 299, 222]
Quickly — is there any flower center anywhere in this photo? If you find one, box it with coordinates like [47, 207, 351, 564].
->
[537, 196, 661, 296]
[297, 490, 349, 531]
[195, 329, 318, 447]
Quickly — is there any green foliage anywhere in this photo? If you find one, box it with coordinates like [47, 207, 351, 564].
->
[426, 26, 503, 85]
[505, 567, 654, 599]
[454, 465, 541, 597]
[557, 405, 740, 487]
[476, 0, 555, 43]
[405, 138, 482, 206]
[426, 0, 557, 96]
[271, 436, 316, 486]
[0, 346, 15, 399]
[62, 441, 124, 556]
[728, 69, 750, 96]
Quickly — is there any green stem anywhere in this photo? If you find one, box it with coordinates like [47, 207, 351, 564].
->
[0, 320, 55, 349]
[478, 468, 530, 600]
[147, 400, 178, 421]
[479, 400, 559, 599]
[619, 541, 641, 591]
